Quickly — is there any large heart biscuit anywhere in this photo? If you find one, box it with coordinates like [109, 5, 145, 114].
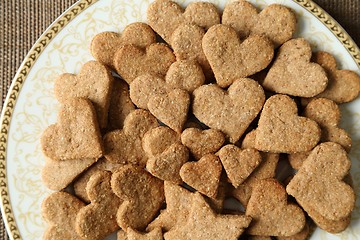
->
[202, 24, 274, 88]
[193, 78, 265, 143]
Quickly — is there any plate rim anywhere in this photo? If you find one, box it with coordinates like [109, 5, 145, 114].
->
[0, 0, 359, 239]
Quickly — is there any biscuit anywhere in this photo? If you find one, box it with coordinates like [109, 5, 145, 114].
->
[193, 78, 265, 143]
[302, 51, 360, 104]
[148, 89, 190, 133]
[171, 23, 213, 79]
[42, 192, 85, 240]
[217, 144, 262, 188]
[42, 157, 97, 191]
[164, 192, 252, 240]
[147, 182, 194, 232]
[142, 126, 181, 156]
[113, 43, 176, 84]
[54, 60, 113, 128]
[255, 94, 321, 153]
[117, 227, 163, 240]
[104, 109, 159, 167]
[202, 24, 274, 88]
[222, 1, 296, 46]
[91, 22, 156, 67]
[41, 98, 103, 161]
[165, 60, 205, 92]
[277, 221, 310, 240]
[147, 0, 220, 43]
[181, 128, 225, 160]
[111, 165, 165, 230]
[287, 142, 355, 221]
[262, 38, 328, 97]
[180, 154, 222, 198]
[108, 78, 135, 130]
[75, 171, 122, 239]
[246, 179, 306, 236]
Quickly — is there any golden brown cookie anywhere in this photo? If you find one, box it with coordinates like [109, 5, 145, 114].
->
[111, 165, 165, 231]
[42, 192, 85, 240]
[217, 144, 262, 188]
[222, 1, 296, 46]
[113, 43, 176, 84]
[41, 98, 103, 161]
[181, 128, 225, 160]
[54, 60, 113, 128]
[193, 78, 265, 143]
[104, 109, 159, 167]
[262, 38, 328, 97]
[255, 94, 321, 153]
[180, 154, 222, 198]
[287, 142, 355, 221]
[164, 192, 252, 240]
[302, 51, 360, 104]
[75, 171, 122, 240]
[202, 24, 274, 88]
[246, 179, 305, 236]
[277, 221, 310, 240]
[142, 126, 181, 156]
[91, 22, 156, 67]
[147, 0, 220, 43]
[121, 227, 163, 240]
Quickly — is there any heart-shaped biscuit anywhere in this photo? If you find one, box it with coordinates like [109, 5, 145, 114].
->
[42, 192, 85, 240]
[114, 43, 176, 84]
[111, 165, 165, 230]
[246, 179, 305, 236]
[180, 154, 222, 198]
[171, 23, 213, 79]
[222, 1, 296, 46]
[54, 60, 113, 128]
[217, 144, 262, 188]
[193, 78, 265, 143]
[148, 89, 190, 133]
[147, 0, 220, 43]
[91, 22, 156, 67]
[41, 98, 103, 161]
[181, 128, 225, 159]
[262, 38, 328, 97]
[255, 94, 321, 153]
[103, 109, 159, 167]
[202, 24, 274, 88]
[287, 142, 355, 221]
[302, 51, 360, 104]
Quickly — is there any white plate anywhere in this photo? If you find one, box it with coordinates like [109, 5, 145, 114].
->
[1, 0, 360, 239]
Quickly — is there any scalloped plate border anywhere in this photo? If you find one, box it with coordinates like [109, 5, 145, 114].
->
[0, 0, 359, 239]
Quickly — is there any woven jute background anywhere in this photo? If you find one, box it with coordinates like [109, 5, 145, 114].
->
[0, 0, 359, 239]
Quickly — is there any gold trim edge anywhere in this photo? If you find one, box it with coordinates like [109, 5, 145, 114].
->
[0, 0, 97, 239]
[0, 0, 359, 239]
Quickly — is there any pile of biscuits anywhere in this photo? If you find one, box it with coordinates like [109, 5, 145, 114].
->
[40, 0, 360, 239]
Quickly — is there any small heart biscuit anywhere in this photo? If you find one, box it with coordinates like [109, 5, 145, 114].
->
[180, 154, 222, 198]
[75, 171, 122, 239]
[181, 128, 225, 160]
[41, 98, 103, 161]
[42, 192, 85, 240]
[148, 89, 190, 133]
[111, 165, 165, 230]
[246, 179, 306, 236]
[222, 1, 296, 46]
[287, 142, 355, 221]
[147, 0, 220, 43]
[142, 126, 181, 156]
[104, 109, 159, 167]
[217, 144, 262, 188]
[193, 78, 265, 143]
[114, 43, 176, 84]
[262, 38, 328, 97]
[255, 94, 321, 153]
[91, 22, 156, 67]
[202, 24, 274, 88]
[302, 51, 360, 104]
[54, 60, 113, 128]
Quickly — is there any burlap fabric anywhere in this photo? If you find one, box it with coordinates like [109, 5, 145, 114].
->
[0, 0, 359, 239]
